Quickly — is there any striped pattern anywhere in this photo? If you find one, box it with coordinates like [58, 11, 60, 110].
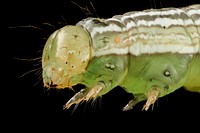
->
[77, 4, 200, 56]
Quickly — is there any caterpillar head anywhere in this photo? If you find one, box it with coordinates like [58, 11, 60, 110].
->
[42, 26, 91, 89]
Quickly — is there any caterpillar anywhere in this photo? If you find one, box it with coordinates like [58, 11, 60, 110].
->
[42, 4, 200, 111]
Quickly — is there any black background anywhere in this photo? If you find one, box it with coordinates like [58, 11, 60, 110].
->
[8, 0, 200, 131]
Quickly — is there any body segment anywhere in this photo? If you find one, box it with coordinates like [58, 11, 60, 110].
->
[42, 4, 200, 111]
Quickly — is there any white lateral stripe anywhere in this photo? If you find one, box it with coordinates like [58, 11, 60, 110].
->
[128, 33, 191, 42]
[94, 43, 199, 57]
[195, 19, 200, 25]
[129, 43, 199, 56]
[94, 47, 129, 56]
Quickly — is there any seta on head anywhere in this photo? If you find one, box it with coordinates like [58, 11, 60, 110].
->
[42, 25, 92, 89]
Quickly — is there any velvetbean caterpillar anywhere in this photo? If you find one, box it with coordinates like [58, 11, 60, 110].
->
[42, 4, 200, 111]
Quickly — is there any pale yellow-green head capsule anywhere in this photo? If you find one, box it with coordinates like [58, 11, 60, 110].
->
[42, 26, 91, 89]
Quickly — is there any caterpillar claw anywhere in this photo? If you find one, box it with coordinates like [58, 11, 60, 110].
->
[123, 94, 147, 111]
[85, 82, 105, 101]
[63, 82, 105, 109]
[63, 89, 87, 109]
[122, 99, 136, 111]
[142, 87, 160, 111]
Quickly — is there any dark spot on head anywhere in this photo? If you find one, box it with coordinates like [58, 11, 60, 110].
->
[73, 35, 78, 38]
[163, 26, 166, 29]
[65, 61, 68, 64]
[164, 85, 169, 90]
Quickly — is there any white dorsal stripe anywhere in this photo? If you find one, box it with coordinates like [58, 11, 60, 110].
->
[187, 9, 200, 16]
[121, 9, 184, 21]
[90, 24, 125, 37]
[136, 18, 193, 28]
[106, 18, 123, 23]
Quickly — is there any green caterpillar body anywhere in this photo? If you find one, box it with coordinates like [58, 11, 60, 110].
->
[42, 4, 200, 111]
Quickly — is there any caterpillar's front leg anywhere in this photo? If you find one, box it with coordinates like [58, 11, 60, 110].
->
[63, 82, 105, 109]
[63, 56, 127, 110]
[63, 55, 128, 109]
[122, 94, 146, 111]
[122, 87, 160, 111]
[142, 87, 160, 111]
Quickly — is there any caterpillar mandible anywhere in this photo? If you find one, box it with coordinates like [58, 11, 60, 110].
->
[42, 4, 200, 111]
